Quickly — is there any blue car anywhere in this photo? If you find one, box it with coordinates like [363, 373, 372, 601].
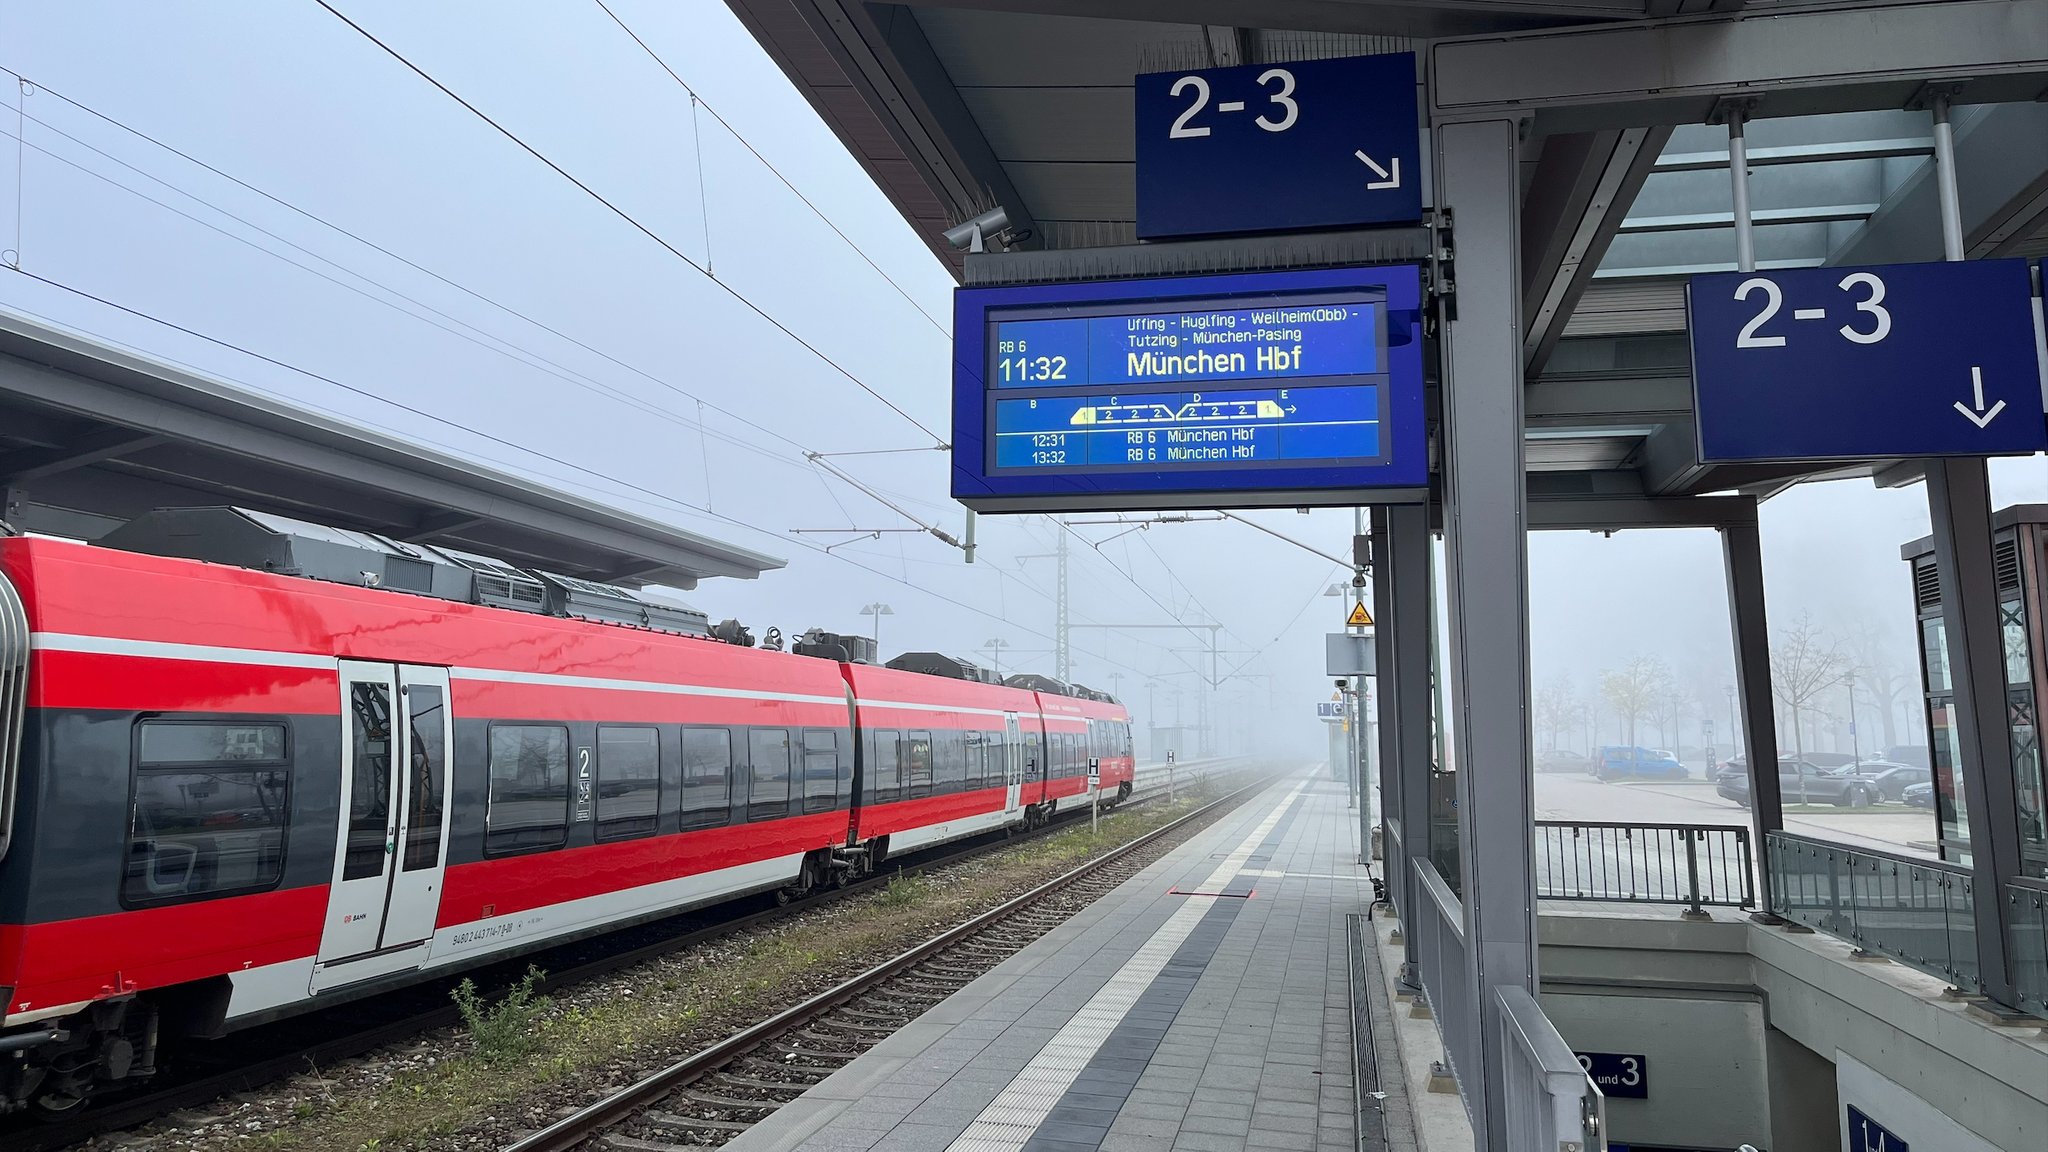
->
[1594, 745, 1690, 781]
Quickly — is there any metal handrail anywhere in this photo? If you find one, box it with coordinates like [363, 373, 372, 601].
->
[1535, 820, 1754, 914]
[1496, 984, 1607, 1152]
[1413, 857, 1475, 1105]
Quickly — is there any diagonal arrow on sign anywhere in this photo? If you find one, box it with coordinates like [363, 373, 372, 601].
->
[1954, 365, 2007, 428]
[1354, 149, 1401, 190]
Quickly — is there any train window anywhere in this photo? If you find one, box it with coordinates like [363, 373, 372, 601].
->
[125, 720, 291, 906]
[338, 683, 393, 881]
[1025, 731, 1042, 778]
[905, 730, 933, 798]
[748, 728, 792, 820]
[963, 730, 984, 791]
[870, 730, 900, 803]
[596, 726, 661, 840]
[486, 725, 571, 854]
[802, 730, 839, 813]
[681, 727, 732, 830]
[401, 683, 447, 872]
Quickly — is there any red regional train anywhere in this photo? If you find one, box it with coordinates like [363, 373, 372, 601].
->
[0, 508, 1133, 1114]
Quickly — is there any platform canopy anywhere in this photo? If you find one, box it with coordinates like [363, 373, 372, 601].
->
[729, 0, 2048, 519]
[0, 310, 784, 589]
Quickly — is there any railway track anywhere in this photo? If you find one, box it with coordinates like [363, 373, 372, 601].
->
[15, 764, 1254, 1152]
[502, 773, 1271, 1152]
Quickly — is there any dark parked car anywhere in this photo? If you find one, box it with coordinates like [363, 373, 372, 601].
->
[1902, 780, 1935, 809]
[1536, 749, 1590, 774]
[1715, 759, 1882, 807]
[1595, 745, 1688, 781]
[1840, 760, 1933, 802]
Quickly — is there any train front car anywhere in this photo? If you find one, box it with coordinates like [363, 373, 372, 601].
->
[0, 524, 863, 1116]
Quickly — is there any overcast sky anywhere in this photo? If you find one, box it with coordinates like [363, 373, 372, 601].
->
[0, 2, 2041, 761]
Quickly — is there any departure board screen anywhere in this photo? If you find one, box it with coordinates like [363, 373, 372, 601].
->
[950, 265, 1425, 513]
[986, 297, 1388, 476]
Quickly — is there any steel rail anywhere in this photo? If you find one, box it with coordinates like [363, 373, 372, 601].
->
[501, 770, 1277, 1152]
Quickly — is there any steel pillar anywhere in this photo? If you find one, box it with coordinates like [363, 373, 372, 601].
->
[1722, 517, 1783, 910]
[1437, 117, 1537, 1152]
[1377, 502, 1433, 987]
[1927, 459, 2023, 1004]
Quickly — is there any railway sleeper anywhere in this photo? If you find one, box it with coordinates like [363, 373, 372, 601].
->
[712, 1073, 814, 1097]
[597, 1134, 696, 1152]
[732, 1056, 828, 1083]
[677, 1088, 782, 1112]
[645, 1109, 755, 1134]
[806, 1016, 902, 1038]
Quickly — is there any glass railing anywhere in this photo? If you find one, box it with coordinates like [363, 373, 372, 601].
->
[2010, 880, 2048, 1017]
[1766, 832, 1980, 991]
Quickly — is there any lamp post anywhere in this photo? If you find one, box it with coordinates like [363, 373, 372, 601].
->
[1845, 671, 1861, 769]
[859, 602, 894, 651]
[982, 637, 1009, 677]
[1725, 684, 1738, 753]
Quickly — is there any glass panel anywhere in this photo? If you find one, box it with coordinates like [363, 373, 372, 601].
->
[1923, 617, 1951, 693]
[870, 730, 899, 803]
[343, 682, 393, 881]
[2010, 884, 2048, 1016]
[2002, 599, 2032, 686]
[139, 722, 287, 764]
[124, 767, 289, 903]
[2012, 692, 2047, 872]
[401, 684, 446, 871]
[802, 729, 838, 813]
[597, 726, 661, 839]
[748, 728, 791, 819]
[1929, 698, 1969, 861]
[905, 730, 933, 797]
[486, 725, 570, 852]
[680, 727, 731, 829]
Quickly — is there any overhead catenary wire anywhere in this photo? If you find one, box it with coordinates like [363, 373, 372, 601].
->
[590, 0, 950, 338]
[309, 0, 948, 447]
[4, 268, 1182, 684]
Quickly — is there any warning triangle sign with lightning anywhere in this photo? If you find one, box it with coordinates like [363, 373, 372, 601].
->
[1346, 601, 1373, 628]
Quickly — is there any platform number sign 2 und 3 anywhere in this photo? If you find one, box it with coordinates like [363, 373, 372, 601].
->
[1687, 258, 2048, 463]
[1135, 53, 1421, 239]
[1572, 1051, 1646, 1099]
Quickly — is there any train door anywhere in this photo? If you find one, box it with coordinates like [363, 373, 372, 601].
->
[1002, 712, 1024, 817]
[312, 661, 454, 989]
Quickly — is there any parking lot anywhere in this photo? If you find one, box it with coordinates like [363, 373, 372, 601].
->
[1533, 771, 1936, 858]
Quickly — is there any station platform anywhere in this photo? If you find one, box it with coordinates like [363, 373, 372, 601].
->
[723, 772, 1385, 1152]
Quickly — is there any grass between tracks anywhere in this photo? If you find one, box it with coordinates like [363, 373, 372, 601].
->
[170, 789, 1223, 1152]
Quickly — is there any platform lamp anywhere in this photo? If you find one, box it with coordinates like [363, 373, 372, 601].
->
[860, 602, 893, 650]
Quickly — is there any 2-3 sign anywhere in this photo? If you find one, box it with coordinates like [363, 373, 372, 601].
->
[1688, 258, 2048, 463]
[1135, 53, 1421, 239]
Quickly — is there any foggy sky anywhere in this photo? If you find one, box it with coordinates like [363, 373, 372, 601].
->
[1, 2, 2041, 761]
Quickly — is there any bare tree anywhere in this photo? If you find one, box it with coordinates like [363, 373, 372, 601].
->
[1848, 619, 1917, 754]
[1602, 656, 1669, 753]
[1534, 674, 1577, 752]
[1772, 613, 1851, 804]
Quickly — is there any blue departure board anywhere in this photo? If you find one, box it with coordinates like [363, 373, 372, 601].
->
[952, 266, 1426, 512]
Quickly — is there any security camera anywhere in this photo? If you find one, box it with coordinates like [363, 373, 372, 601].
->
[1334, 678, 1349, 691]
[943, 206, 1011, 253]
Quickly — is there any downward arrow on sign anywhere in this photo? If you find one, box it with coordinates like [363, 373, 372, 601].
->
[1354, 150, 1401, 191]
[1954, 365, 2007, 428]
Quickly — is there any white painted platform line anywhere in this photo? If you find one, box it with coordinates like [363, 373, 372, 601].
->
[944, 782, 1310, 1152]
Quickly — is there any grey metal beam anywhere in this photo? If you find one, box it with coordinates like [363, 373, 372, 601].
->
[900, 0, 1645, 33]
[1619, 203, 1881, 232]
[1437, 117, 1536, 1152]
[809, 3, 1040, 245]
[1722, 516, 1783, 911]
[1523, 372, 1689, 428]
[1522, 125, 1673, 376]
[1833, 102, 2048, 266]
[1926, 459, 2025, 1004]
[0, 430, 165, 484]
[1376, 502, 1433, 990]
[1430, 0, 2048, 131]
[1526, 493, 1755, 531]
[1654, 136, 1934, 173]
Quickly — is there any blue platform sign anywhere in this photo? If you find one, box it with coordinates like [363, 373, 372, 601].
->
[1848, 1105, 1909, 1151]
[1573, 1051, 1647, 1099]
[1135, 53, 1421, 240]
[1689, 258, 2048, 462]
[951, 264, 1427, 513]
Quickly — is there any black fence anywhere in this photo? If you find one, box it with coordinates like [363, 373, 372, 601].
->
[1536, 821, 1755, 915]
